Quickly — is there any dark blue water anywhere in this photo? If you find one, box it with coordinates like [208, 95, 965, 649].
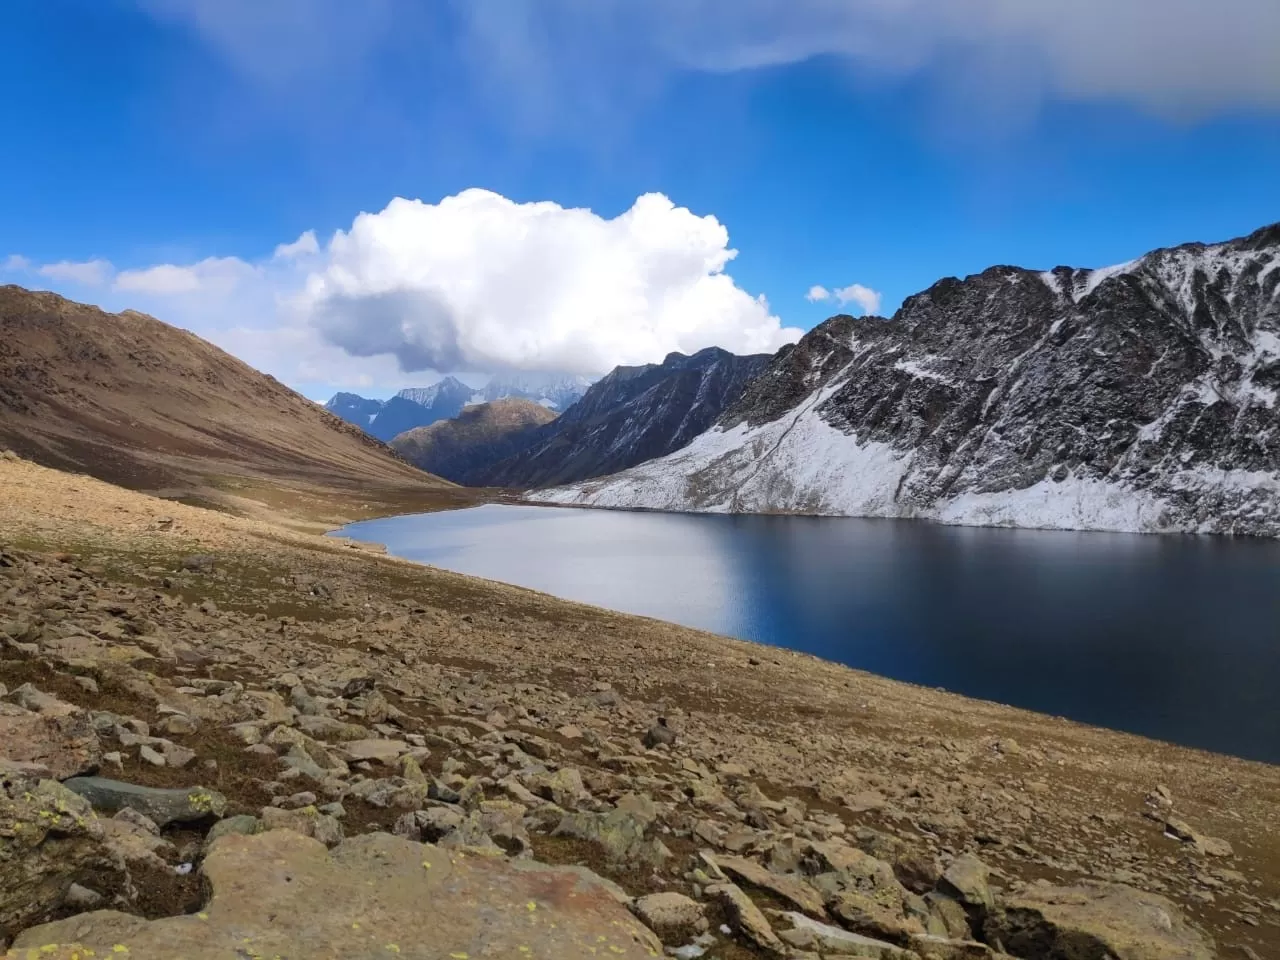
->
[335, 505, 1280, 764]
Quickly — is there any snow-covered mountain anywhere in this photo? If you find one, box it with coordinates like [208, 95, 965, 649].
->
[474, 347, 771, 488]
[535, 222, 1280, 537]
[324, 373, 592, 442]
[476, 372, 595, 411]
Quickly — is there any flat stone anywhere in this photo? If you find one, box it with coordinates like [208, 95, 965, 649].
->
[984, 881, 1216, 960]
[62, 777, 227, 827]
[631, 892, 704, 941]
[335, 738, 409, 764]
[779, 912, 918, 958]
[712, 853, 827, 918]
[9, 829, 663, 959]
[0, 701, 101, 780]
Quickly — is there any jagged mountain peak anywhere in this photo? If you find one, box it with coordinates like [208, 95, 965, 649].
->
[539, 221, 1280, 538]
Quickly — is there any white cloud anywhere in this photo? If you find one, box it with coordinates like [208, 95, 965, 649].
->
[297, 189, 801, 375]
[834, 283, 882, 316]
[114, 257, 259, 296]
[3, 254, 31, 272]
[37, 259, 113, 286]
[805, 284, 830, 302]
[273, 231, 320, 261]
[22, 190, 798, 390]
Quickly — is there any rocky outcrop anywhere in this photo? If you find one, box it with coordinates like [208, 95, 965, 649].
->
[984, 881, 1217, 960]
[537, 223, 1280, 536]
[475, 347, 772, 488]
[0, 775, 125, 942]
[8, 830, 663, 959]
[0, 700, 100, 780]
[390, 399, 557, 484]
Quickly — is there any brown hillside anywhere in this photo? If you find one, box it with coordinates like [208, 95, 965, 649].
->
[391, 398, 556, 484]
[0, 285, 465, 524]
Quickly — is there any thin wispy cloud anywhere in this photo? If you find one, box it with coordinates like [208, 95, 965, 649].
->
[143, 0, 1280, 126]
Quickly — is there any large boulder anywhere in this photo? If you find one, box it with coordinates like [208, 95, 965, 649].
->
[554, 807, 670, 868]
[984, 881, 1216, 960]
[62, 778, 227, 828]
[7, 829, 664, 959]
[0, 776, 126, 942]
[0, 701, 100, 780]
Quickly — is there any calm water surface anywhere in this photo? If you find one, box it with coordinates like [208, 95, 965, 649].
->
[336, 505, 1280, 763]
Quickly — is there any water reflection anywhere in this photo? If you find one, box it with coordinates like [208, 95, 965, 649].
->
[336, 505, 1280, 763]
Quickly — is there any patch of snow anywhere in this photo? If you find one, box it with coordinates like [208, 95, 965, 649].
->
[1074, 258, 1141, 302]
[1039, 271, 1063, 297]
[935, 474, 1170, 533]
[893, 358, 958, 386]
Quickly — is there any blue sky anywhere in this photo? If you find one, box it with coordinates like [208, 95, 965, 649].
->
[2, 1, 1278, 399]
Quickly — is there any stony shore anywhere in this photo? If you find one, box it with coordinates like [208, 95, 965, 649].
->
[0, 452, 1277, 959]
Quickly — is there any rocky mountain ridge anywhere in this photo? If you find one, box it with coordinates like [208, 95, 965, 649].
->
[390, 398, 557, 484]
[537, 222, 1280, 536]
[473, 346, 772, 489]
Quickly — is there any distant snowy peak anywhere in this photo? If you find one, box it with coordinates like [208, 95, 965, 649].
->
[479, 372, 595, 411]
[324, 372, 594, 442]
[538, 221, 1280, 538]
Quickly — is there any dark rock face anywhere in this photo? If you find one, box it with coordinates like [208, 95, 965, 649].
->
[474, 347, 771, 489]
[542, 223, 1280, 536]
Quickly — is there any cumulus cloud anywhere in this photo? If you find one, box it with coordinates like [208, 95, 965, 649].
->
[805, 285, 831, 303]
[37, 259, 112, 286]
[3, 254, 31, 272]
[20, 190, 797, 389]
[273, 231, 320, 261]
[834, 283, 883, 315]
[296, 189, 801, 375]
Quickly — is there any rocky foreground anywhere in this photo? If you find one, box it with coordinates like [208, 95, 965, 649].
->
[0, 453, 1277, 959]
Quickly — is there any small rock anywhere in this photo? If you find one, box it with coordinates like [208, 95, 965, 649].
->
[157, 714, 198, 736]
[336, 739, 408, 764]
[161, 742, 196, 768]
[630, 892, 705, 942]
[643, 717, 677, 749]
[204, 815, 261, 852]
[939, 853, 993, 909]
[138, 744, 166, 767]
[705, 882, 783, 953]
[180, 555, 215, 574]
[63, 883, 103, 910]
